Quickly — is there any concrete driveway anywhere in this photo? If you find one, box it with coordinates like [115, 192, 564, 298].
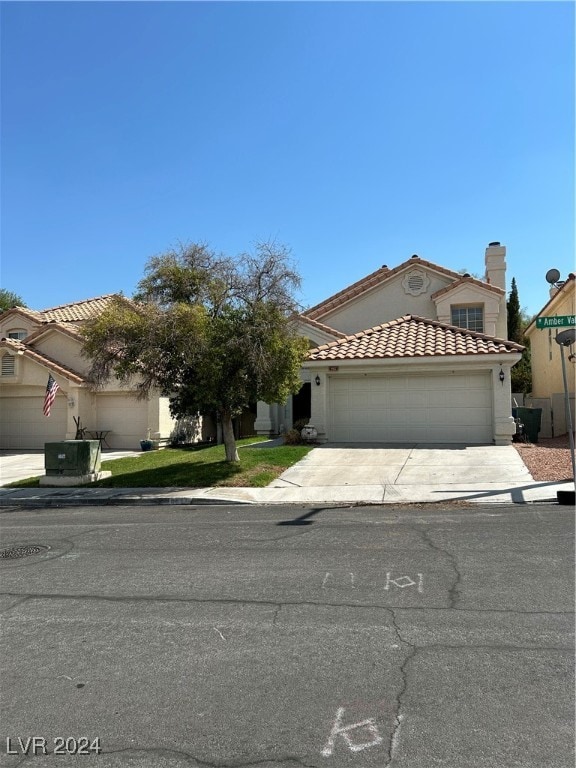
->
[270, 443, 533, 488]
[0, 449, 141, 486]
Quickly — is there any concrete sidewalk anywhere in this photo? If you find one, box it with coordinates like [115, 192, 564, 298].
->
[1, 473, 573, 510]
[0, 479, 572, 507]
[0, 443, 573, 507]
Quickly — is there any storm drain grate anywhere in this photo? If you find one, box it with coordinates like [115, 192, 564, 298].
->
[0, 545, 48, 560]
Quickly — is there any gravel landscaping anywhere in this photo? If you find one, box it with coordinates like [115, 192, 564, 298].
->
[513, 434, 574, 481]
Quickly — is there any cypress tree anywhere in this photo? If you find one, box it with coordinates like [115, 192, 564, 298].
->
[507, 277, 532, 394]
[507, 277, 522, 344]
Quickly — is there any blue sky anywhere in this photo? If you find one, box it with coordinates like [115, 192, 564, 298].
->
[1, 1, 574, 320]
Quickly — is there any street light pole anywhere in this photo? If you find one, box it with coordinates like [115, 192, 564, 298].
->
[543, 270, 575, 504]
[555, 329, 576, 483]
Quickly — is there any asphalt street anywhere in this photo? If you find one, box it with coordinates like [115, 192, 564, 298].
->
[0, 503, 574, 768]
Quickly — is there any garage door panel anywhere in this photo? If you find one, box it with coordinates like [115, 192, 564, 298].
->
[332, 394, 350, 411]
[387, 392, 408, 408]
[96, 395, 148, 450]
[0, 394, 67, 449]
[329, 373, 492, 443]
[406, 408, 427, 426]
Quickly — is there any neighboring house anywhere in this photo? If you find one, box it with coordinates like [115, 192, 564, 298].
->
[0, 295, 177, 450]
[255, 242, 523, 445]
[524, 273, 576, 437]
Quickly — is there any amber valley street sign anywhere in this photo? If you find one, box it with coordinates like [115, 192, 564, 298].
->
[536, 315, 576, 329]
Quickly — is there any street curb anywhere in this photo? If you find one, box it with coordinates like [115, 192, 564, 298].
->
[0, 497, 251, 508]
[0, 495, 563, 508]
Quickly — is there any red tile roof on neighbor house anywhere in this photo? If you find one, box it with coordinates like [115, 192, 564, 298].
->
[41, 294, 119, 323]
[302, 256, 487, 321]
[296, 315, 347, 339]
[0, 338, 86, 383]
[24, 322, 84, 344]
[430, 275, 504, 300]
[2, 295, 119, 326]
[0, 306, 46, 324]
[307, 315, 524, 361]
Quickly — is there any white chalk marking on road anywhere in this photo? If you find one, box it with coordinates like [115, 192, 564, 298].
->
[322, 572, 356, 588]
[213, 628, 226, 641]
[321, 707, 384, 757]
[384, 572, 424, 591]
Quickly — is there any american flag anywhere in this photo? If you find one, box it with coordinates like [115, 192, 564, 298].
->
[43, 374, 60, 417]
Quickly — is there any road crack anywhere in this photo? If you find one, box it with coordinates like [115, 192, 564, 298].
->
[385, 607, 417, 767]
[414, 525, 462, 608]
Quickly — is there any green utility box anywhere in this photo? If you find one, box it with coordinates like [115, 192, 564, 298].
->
[516, 408, 543, 444]
[44, 440, 101, 476]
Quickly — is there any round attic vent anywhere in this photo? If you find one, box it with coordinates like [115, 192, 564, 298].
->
[402, 270, 430, 297]
[408, 274, 425, 291]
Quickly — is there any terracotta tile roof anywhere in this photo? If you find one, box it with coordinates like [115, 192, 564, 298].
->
[42, 294, 118, 323]
[24, 322, 84, 344]
[0, 338, 86, 384]
[302, 257, 479, 321]
[431, 275, 503, 299]
[0, 306, 45, 323]
[307, 315, 524, 361]
[297, 315, 347, 338]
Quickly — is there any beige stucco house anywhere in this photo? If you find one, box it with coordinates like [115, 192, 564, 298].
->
[524, 273, 576, 437]
[255, 242, 524, 445]
[0, 295, 177, 450]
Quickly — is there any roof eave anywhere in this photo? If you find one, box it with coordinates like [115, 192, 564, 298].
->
[303, 352, 523, 369]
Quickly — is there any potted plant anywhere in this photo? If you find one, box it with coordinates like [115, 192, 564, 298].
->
[140, 428, 154, 452]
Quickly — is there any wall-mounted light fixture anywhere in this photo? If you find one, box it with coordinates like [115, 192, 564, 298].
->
[499, 367, 505, 385]
[67, 397, 75, 407]
[315, 375, 321, 386]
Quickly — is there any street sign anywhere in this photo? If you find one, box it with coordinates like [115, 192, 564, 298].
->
[536, 315, 576, 329]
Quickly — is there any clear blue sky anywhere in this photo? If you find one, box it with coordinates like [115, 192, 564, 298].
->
[1, 1, 574, 320]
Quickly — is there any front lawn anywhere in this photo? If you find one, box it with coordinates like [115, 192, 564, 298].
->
[7, 438, 314, 489]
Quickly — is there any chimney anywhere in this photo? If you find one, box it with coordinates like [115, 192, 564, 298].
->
[484, 241, 506, 290]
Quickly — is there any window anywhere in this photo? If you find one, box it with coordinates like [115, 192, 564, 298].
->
[451, 306, 484, 333]
[7, 329, 27, 340]
[1, 354, 15, 376]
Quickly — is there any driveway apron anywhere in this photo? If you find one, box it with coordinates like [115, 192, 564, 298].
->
[270, 443, 534, 488]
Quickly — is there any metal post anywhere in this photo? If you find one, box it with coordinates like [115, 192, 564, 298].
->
[559, 343, 576, 482]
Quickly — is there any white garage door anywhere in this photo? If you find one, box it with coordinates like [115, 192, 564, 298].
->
[95, 394, 148, 450]
[329, 372, 493, 443]
[0, 393, 67, 449]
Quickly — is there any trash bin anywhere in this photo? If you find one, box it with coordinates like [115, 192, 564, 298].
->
[516, 408, 542, 444]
